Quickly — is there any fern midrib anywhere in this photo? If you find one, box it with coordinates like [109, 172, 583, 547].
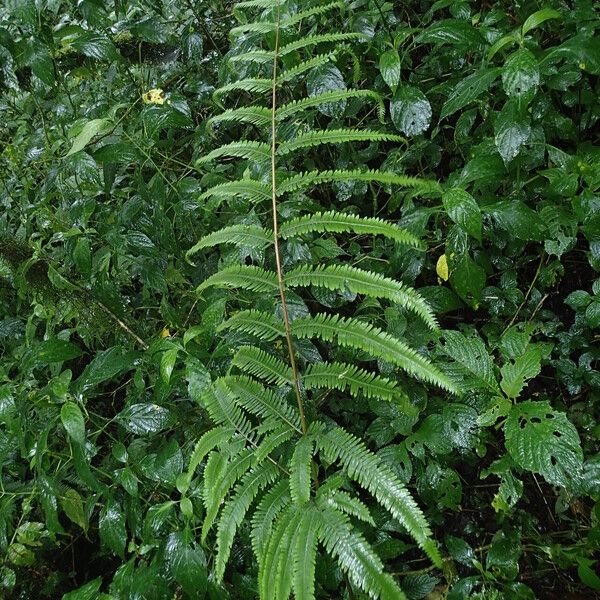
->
[269, 0, 307, 436]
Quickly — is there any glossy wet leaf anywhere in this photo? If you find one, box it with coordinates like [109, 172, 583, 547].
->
[99, 499, 127, 558]
[60, 402, 86, 445]
[505, 401, 583, 488]
[390, 84, 431, 136]
[117, 403, 172, 435]
[379, 49, 401, 91]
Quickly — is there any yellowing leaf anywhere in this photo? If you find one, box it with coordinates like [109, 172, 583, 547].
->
[436, 254, 449, 281]
[161, 327, 171, 338]
[142, 88, 165, 105]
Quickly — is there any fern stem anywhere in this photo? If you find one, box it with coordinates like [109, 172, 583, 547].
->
[270, 0, 308, 435]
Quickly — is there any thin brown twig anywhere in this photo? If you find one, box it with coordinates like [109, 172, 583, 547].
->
[269, 0, 307, 435]
[502, 251, 545, 335]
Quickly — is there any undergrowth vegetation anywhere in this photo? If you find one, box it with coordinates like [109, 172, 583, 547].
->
[0, 0, 599, 599]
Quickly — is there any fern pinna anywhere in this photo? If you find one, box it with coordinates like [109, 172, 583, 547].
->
[186, 1, 456, 598]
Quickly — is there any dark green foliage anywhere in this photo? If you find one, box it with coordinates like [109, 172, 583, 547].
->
[1, 0, 599, 599]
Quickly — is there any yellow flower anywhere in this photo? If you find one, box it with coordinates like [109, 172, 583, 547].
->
[142, 88, 165, 105]
[161, 327, 171, 338]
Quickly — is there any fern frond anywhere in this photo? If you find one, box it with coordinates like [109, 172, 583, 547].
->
[261, 506, 302, 600]
[279, 210, 420, 246]
[292, 508, 320, 600]
[230, 21, 278, 38]
[277, 89, 385, 123]
[284, 264, 438, 329]
[201, 380, 254, 437]
[303, 361, 400, 402]
[197, 265, 278, 295]
[278, 169, 441, 196]
[231, 33, 366, 65]
[186, 425, 236, 481]
[222, 375, 302, 433]
[232, 346, 293, 385]
[234, 0, 283, 9]
[186, 224, 271, 261]
[316, 506, 407, 600]
[202, 449, 255, 542]
[208, 106, 272, 129]
[215, 461, 279, 580]
[232, 1, 342, 37]
[219, 309, 285, 342]
[289, 436, 314, 504]
[213, 78, 271, 103]
[199, 179, 271, 204]
[277, 52, 336, 84]
[317, 426, 442, 567]
[280, 32, 366, 56]
[255, 425, 295, 462]
[292, 314, 456, 392]
[252, 479, 291, 559]
[317, 488, 374, 525]
[197, 141, 271, 165]
[283, 1, 344, 26]
[277, 129, 405, 156]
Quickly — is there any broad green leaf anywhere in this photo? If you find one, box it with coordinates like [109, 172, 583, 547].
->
[442, 188, 482, 240]
[500, 346, 544, 399]
[21, 39, 55, 86]
[160, 347, 178, 383]
[117, 403, 172, 435]
[494, 100, 531, 164]
[487, 31, 519, 61]
[417, 19, 483, 47]
[390, 84, 431, 136]
[165, 532, 208, 599]
[75, 347, 137, 393]
[35, 339, 83, 365]
[586, 300, 600, 328]
[448, 254, 486, 309]
[70, 32, 120, 61]
[62, 578, 102, 599]
[73, 237, 92, 277]
[60, 402, 86, 445]
[522, 8, 561, 37]
[440, 68, 501, 119]
[379, 49, 401, 91]
[504, 401, 583, 488]
[484, 201, 545, 241]
[502, 49, 539, 99]
[441, 330, 499, 393]
[306, 62, 347, 118]
[60, 489, 87, 531]
[486, 530, 521, 580]
[577, 558, 600, 592]
[7, 543, 35, 567]
[99, 499, 127, 558]
[66, 118, 112, 156]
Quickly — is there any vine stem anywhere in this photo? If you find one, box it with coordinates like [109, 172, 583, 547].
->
[270, 0, 308, 435]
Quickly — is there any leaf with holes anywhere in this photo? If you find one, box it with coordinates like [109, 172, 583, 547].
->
[502, 49, 539, 100]
[504, 401, 583, 488]
[390, 84, 431, 136]
[500, 345, 544, 399]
